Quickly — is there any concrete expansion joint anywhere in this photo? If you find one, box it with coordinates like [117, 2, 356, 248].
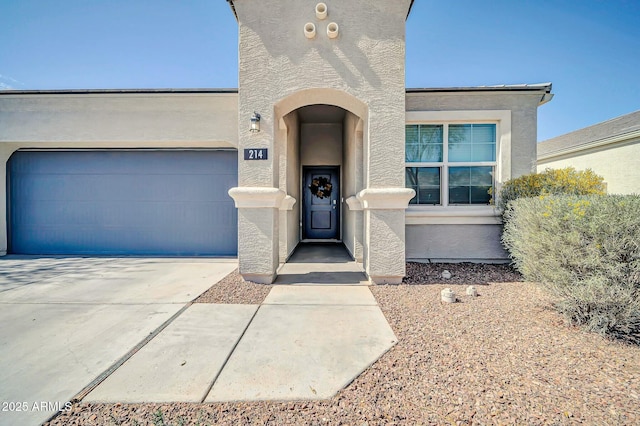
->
[200, 304, 262, 402]
[70, 302, 194, 404]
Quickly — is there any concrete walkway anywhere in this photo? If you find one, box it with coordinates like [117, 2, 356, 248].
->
[0, 246, 397, 425]
[86, 245, 396, 403]
[206, 286, 395, 401]
[85, 285, 396, 403]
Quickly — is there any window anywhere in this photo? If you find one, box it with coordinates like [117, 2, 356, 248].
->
[405, 123, 497, 206]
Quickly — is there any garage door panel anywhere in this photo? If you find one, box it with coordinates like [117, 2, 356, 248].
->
[11, 228, 222, 256]
[13, 173, 239, 203]
[13, 201, 239, 229]
[11, 151, 232, 175]
[9, 151, 238, 256]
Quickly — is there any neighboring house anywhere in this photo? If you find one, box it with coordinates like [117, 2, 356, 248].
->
[0, 0, 552, 284]
[537, 110, 640, 194]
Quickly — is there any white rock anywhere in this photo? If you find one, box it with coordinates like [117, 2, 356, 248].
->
[441, 288, 456, 303]
[441, 270, 452, 279]
[466, 286, 478, 297]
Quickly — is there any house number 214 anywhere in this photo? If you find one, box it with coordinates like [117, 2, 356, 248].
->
[244, 148, 268, 160]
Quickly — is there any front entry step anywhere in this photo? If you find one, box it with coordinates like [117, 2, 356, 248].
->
[276, 243, 368, 285]
[263, 285, 377, 305]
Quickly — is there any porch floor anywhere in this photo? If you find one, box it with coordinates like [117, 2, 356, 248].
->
[275, 243, 369, 285]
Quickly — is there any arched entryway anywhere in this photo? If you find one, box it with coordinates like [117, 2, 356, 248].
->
[231, 87, 412, 285]
[274, 89, 367, 266]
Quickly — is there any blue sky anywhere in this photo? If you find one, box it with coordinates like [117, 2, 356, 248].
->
[1, 0, 638, 141]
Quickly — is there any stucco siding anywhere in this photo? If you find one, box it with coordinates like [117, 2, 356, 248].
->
[342, 112, 364, 260]
[0, 93, 238, 147]
[234, 0, 412, 281]
[0, 147, 10, 254]
[236, 0, 411, 188]
[301, 124, 342, 167]
[368, 210, 407, 278]
[279, 112, 301, 261]
[238, 206, 279, 282]
[538, 139, 640, 194]
[406, 224, 508, 262]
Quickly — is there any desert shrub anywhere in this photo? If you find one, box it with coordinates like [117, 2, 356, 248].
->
[497, 167, 606, 211]
[502, 194, 640, 344]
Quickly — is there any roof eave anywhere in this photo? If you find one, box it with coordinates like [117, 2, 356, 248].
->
[0, 88, 239, 95]
[407, 83, 553, 106]
[227, 0, 238, 21]
[227, 0, 413, 22]
[538, 129, 640, 161]
[406, 83, 552, 93]
[407, 0, 414, 19]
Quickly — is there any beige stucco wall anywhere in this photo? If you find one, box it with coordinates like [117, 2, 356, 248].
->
[406, 224, 508, 262]
[236, 0, 411, 189]
[0, 147, 12, 255]
[300, 124, 342, 167]
[537, 139, 640, 194]
[0, 92, 238, 147]
[342, 112, 364, 261]
[279, 112, 301, 262]
[406, 92, 542, 178]
[233, 0, 412, 283]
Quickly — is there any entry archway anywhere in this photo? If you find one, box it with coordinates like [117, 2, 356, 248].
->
[274, 89, 368, 264]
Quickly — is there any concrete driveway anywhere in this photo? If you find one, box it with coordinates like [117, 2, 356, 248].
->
[0, 256, 237, 426]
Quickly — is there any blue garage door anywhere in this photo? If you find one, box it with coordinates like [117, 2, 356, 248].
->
[8, 150, 238, 256]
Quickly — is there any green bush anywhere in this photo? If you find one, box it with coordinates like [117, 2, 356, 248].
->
[502, 194, 640, 344]
[497, 167, 606, 211]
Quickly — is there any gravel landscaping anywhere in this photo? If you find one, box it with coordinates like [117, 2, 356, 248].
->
[48, 264, 640, 425]
[193, 268, 271, 304]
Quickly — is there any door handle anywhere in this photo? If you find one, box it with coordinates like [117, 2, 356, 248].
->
[332, 199, 336, 209]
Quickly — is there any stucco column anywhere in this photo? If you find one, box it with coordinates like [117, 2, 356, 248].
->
[345, 196, 364, 262]
[357, 188, 415, 284]
[0, 147, 14, 256]
[228, 187, 286, 284]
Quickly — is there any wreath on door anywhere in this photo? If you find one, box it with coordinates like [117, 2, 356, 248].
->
[309, 176, 333, 199]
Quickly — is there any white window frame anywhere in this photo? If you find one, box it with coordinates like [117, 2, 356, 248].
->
[405, 110, 511, 225]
